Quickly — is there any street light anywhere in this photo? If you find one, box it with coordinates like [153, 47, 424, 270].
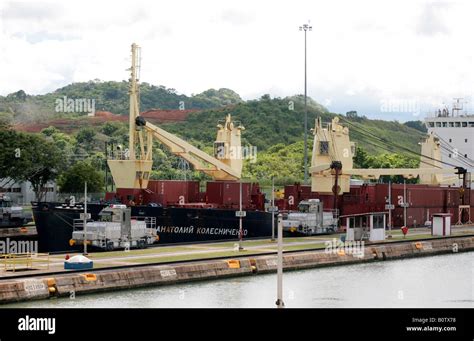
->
[299, 22, 312, 185]
[83, 181, 88, 256]
[276, 213, 284, 308]
[238, 180, 244, 251]
[271, 177, 275, 242]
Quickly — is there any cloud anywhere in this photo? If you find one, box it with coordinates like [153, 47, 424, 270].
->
[0, 0, 473, 122]
[416, 2, 451, 36]
[0, 1, 61, 21]
[220, 9, 255, 26]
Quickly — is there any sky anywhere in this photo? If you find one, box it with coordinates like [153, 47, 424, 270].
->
[1, 0, 474, 121]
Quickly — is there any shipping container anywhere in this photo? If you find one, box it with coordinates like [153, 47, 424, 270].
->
[206, 181, 251, 208]
[146, 180, 199, 205]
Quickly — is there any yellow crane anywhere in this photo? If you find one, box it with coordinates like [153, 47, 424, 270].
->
[310, 116, 467, 195]
[107, 44, 243, 190]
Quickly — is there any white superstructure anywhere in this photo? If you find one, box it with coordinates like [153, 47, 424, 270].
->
[424, 100, 474, 182]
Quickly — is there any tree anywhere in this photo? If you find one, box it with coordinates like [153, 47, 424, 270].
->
[7, 90, 27, 101]
[353, 146, 370, 168]
[58, 161, 104, 193]
[346, 111, 358, 118]
[101, 122, 122, 136]
[76, 127, 96, 144]
[404, 120, 427, 133]
[0, 112, 13, 129]
[0, 130, 65, 200]
[41, 126, 60, 137]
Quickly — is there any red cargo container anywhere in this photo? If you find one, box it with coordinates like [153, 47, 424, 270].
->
[343, 183, 471, 227]
[206, 181, 251, 208]
[107, 188, 142, 205]
[146, 180, 199, 205]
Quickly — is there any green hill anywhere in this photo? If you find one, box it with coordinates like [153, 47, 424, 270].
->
[0, 81, 427, 183]
[0, 81, 243, 124]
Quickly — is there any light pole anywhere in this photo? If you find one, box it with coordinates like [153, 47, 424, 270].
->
[238, 180, 244, 251]
[276, 213, 284, 308]
[388, 180, 392, 237]
[271, 177, 275, 242]
[299, 22, 312, 185]
[403, 179, 407, 227]
[83, 181, 88, 255]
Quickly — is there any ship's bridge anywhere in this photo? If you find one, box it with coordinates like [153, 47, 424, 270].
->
[424, 113, 474, 181]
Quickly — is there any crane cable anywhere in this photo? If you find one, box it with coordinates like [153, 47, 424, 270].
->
[338, 116, 462, 169]
[337, 118, 443, 168]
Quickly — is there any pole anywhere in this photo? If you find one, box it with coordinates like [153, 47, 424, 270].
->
[276, 213, 284, 308]
[83, 181, 88, 255]
[403, 179, 407, 227]
[105, 142, 108, 193]
[238, 180, 243, 251]
[271, 177, 275, 242]
[303, 28, 308, 185]
[388, 180, 392, 236]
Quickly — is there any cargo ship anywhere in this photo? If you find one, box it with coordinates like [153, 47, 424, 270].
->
[276, 115, 473, 229]
[32, 181, 272, 252]
[32, 44, 273, 252]
[32, 44, 473, 252]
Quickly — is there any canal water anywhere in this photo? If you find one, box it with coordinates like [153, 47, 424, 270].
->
[4, 252, 474, 308]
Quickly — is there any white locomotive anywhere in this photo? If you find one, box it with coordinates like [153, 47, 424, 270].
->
[70, 205, 158, 251]
[282, 199, 338, 235]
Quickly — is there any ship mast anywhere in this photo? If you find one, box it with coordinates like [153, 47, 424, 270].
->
[451, 98, 464, 117]
[107, 43, 153, 190]
[128, 43, 140, 160]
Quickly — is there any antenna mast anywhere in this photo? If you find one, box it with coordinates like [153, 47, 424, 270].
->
[452, 98, 463, 117]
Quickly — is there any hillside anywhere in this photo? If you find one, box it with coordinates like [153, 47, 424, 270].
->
[160, 102, 424, 157]
[0, 81, 427, 183]
[0, 81, 242, 124]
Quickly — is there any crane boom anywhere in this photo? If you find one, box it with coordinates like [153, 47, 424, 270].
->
[310, 117, 468, 194]
[332, 167, 462, 179]
[142, 119, 241, 181]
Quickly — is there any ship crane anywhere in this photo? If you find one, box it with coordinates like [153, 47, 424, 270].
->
[107, 43, 243, 191]
[310, 116, 468, 196]
[136, 115, 243, 181]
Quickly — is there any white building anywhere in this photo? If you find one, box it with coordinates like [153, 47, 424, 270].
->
[0, 178, 57, 204]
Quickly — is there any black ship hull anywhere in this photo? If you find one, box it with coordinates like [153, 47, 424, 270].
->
[32, 202, 273, 252]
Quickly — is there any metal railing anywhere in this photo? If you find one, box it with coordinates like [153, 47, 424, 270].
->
[1, 253, 50, 272]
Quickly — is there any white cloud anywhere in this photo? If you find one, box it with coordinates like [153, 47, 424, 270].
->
[0, 0, 473, 119]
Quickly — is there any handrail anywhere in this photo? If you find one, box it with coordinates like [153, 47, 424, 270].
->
[1, 253, 50, 272]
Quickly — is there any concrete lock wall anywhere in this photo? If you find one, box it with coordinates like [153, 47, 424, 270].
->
[0, 236, 473, 304]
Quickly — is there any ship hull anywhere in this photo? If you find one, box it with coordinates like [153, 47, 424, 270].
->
[32, 203, 273, 252]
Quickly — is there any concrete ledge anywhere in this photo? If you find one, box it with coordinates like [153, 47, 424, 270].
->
[1, 236, 473, 304]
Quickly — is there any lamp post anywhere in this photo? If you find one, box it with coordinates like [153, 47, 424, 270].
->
[83, 181, 88, 255]
[271, 177, 275, 242]
[276, 213, 284, 308]
[388, 180, 392, 237]
[299, 22, 312, 185]
[403, 179, 407, 227]
[238, 180, 244, 251]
